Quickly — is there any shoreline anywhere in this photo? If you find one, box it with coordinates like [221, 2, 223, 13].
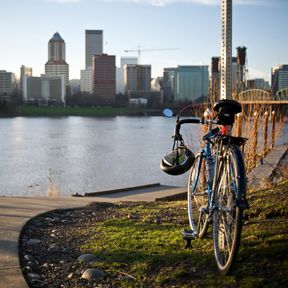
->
[1, 106, 163, 118]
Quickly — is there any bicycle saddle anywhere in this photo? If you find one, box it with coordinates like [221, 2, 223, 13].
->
[213, 99, 242, 114]
[213, 99, 242, 125]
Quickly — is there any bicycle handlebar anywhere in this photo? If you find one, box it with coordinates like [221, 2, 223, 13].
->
[175, 117, 220, 137]
[175, 118, 201, 136]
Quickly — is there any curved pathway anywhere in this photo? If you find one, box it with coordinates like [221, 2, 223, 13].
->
[0, 185, 186, 287]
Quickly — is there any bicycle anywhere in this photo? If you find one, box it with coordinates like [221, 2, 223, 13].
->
[161, 99, 249, 274]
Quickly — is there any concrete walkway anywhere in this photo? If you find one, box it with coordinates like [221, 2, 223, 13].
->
[0, 185, 186, 288]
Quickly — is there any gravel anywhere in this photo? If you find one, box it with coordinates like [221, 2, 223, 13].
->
[19, 202, 121, 288]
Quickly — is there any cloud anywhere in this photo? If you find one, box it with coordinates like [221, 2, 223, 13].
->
[101, 0, 266, 7]
[46, 0, 80, 3]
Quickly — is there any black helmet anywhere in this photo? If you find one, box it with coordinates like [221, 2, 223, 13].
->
[160, 146, 195, 176]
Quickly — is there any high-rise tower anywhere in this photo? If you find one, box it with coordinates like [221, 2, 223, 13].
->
[93, 54, 116, 104]
[20, 65, 32, 92]
[85, 30, 103, 69]
[45, 32, 69, 86]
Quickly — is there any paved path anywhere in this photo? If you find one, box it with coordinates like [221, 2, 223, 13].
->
[0, 185, 186, 288]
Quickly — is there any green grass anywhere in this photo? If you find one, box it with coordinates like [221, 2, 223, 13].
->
[14, 106, 160, 117]
[79, 181, 288, 287]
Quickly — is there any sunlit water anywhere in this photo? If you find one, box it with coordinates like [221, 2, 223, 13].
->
[0, 116, 287, 197]
[0, 117, 202, 197]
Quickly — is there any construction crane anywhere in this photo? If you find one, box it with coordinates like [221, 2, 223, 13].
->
[124, 46, 179, 64]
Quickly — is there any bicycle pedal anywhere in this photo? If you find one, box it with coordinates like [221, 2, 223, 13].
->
[182, 229, 197, 239]
[182, 229, 196, 249]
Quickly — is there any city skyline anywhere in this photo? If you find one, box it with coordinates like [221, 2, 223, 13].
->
[1, 0, 287, 83]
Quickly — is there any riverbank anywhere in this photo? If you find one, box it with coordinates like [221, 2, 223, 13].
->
[18, 180, 288, 287]
[9, 106, 162, 117]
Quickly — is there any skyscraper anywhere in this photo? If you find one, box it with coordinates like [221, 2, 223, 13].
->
[45, 32, 69, 87]
[80, 67, 94, 94]
[164, 65, 209, 102]
[0, 70, 16, 97]
[163, 67, 177, 103]
[85, 30, 103, 69]
[93, 54, 116, 104]
[116, 57, 138, 94]
[124, 64, 151, 94]
[20, 65, 32, 92]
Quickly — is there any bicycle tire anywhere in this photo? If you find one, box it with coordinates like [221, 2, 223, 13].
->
[213, 145, 246, 274]
[187, 153, 209, 239]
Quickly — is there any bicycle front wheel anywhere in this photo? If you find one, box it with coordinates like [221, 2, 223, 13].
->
[213, 145, 246, 274]
[187, 153, 209, 239]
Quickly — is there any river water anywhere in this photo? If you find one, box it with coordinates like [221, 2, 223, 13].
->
[0, 116, 287, 197]
[0, 117, 202, 197]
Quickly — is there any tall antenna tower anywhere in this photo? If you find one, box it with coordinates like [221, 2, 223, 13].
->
[220, 0, 233, 100]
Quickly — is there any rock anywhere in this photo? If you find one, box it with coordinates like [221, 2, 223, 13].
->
[67, 272, 74, 279]
[77, 253, 99, 264]
[27, 261, 38, 270]
[26, 239, 41, 245]
[28, 272, 41, 280]
[81, 268, 106, 281]
[47, 244, 58, 252]
[42, 263, 49, 268]
[24, 254, 35, 262]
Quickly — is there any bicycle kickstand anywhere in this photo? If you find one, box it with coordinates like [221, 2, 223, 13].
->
[182, 229, 197, 249]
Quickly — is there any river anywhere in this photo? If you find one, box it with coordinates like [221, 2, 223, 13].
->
[0, 116, 287, 197]
[0, 117, 200, 197]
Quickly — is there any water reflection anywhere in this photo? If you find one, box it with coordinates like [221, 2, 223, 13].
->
[0, 117, 192, 196]
[0, 117, 286, 197]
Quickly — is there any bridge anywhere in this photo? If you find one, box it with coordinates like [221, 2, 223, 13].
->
[234, 88, 288, 105]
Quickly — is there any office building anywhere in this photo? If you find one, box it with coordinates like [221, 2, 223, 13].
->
[80, 67, 94, 94]
[20, 65, 32, 92]
[23, 75, 65, 104]
[86, 30, 103, 69]
[45, 32, 69, 87]
[124, 64, 151, 95]
[271, 64, 288, 95]
[116, 57, 138, 94]
[163, 67, 177, 102]
[0, 70, 16, 97]
[164, 65, 209, 102]
[93, 54, 116, 104]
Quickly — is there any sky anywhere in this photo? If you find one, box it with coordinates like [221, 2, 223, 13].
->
[1, 0, 287, 83]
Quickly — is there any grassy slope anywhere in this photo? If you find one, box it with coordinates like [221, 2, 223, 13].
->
[79, 180, 288, 287]
[14, 106, 160, 117]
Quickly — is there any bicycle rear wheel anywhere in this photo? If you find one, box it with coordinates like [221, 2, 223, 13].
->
[187, 153, 209, 239]
[213, 145, 246, 274]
